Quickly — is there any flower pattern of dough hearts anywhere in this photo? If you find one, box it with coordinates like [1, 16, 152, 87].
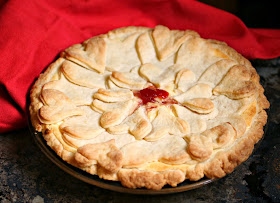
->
[30, 25, 269, 190]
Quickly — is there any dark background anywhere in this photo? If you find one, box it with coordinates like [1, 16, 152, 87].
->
[198, 0, 279, 29]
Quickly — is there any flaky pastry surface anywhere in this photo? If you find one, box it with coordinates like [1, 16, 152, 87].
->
[30, 25, 269, 190]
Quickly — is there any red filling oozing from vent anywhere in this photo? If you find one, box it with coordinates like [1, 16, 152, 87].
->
[134, 86, 169, 104]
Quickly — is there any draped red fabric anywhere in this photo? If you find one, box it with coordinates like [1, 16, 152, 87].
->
[0, 0, 279, 133]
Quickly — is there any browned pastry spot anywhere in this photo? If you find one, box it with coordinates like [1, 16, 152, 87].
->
[213, 65, 257, 99]
[38, 89, 85, 124]
[183, 98, 215, 114]
[203, 122, 236, 149]
[64, 37, 106, 73]
[118, 169, 185, 190]
[152, 25, 197, 61]
[187, 135, 213, 161]
[75, 140, 123, 173]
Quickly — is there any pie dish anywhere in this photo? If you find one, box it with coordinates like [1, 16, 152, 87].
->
[29, 25, 269, 190]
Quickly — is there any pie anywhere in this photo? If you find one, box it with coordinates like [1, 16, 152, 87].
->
[29, 25, 269, 190]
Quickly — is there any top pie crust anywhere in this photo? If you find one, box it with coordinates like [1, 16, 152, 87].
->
[29, 25, 269, 190]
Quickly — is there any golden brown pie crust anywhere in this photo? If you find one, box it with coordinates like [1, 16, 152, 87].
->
[29, 25, 269, 190]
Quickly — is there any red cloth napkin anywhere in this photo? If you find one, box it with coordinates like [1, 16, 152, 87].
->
[0, 0, 280, 133]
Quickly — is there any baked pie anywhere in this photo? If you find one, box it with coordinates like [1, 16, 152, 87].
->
[29, 25, 269, 190]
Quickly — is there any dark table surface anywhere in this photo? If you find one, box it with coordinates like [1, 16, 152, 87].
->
[1, 58, 280, 203]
